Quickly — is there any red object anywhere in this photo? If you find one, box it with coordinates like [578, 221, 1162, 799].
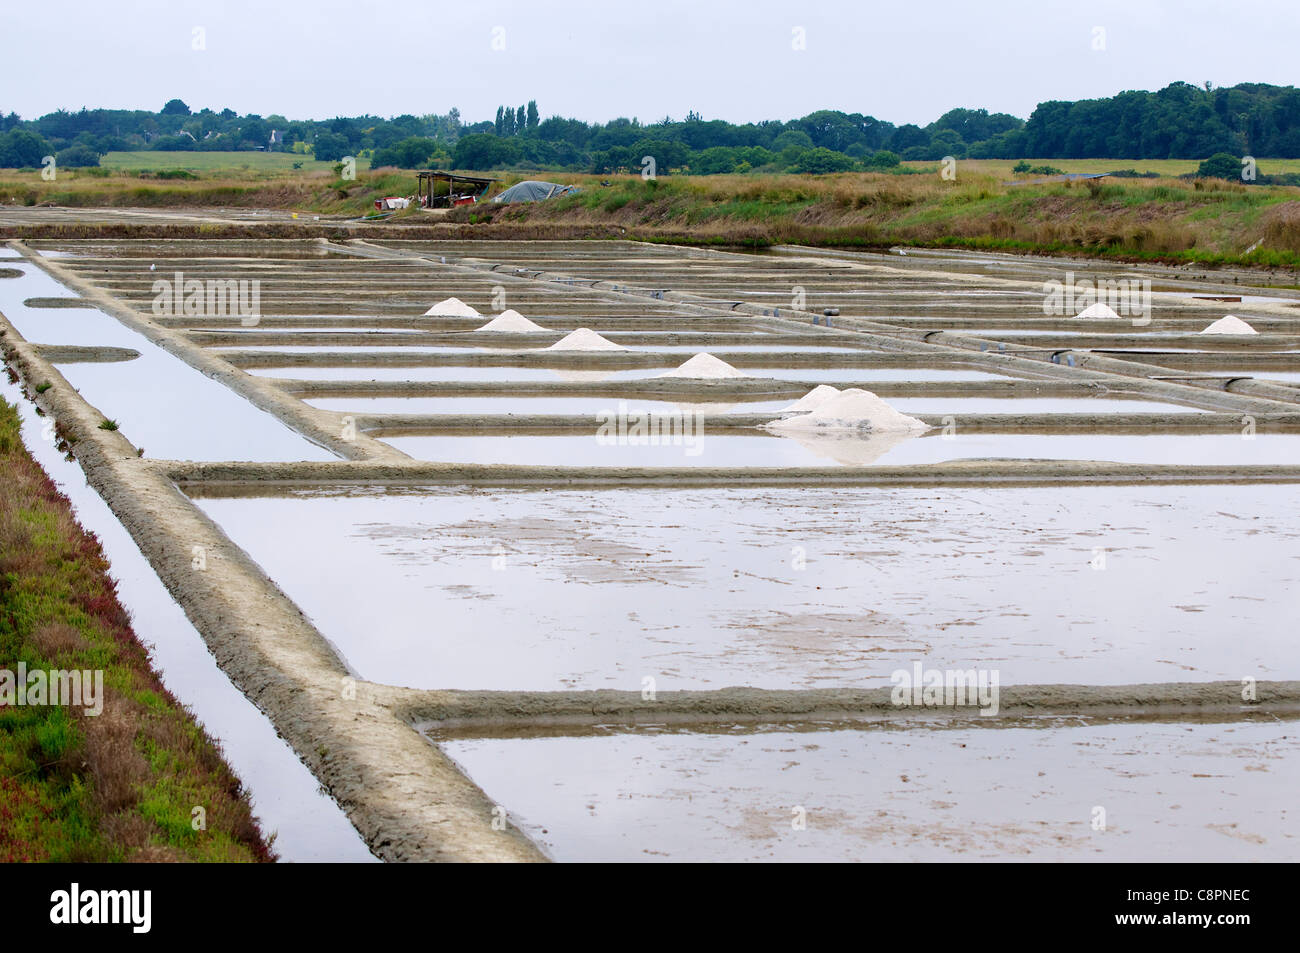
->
[452, 196, 476, 207]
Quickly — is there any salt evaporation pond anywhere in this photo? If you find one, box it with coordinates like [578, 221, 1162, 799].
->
[307, 396, 793, 415]
[246, 365, 1021, 383]
[190, 483, 1300, 692]
[437, 718, 1300, 862]
[378, 432, 1300, 468]
[0, 267, 337, 461]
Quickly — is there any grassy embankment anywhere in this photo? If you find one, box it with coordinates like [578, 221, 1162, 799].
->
[0, 393, 274, 862]
[459, 166, 1300, 268]
[3, 154, 1300, 268]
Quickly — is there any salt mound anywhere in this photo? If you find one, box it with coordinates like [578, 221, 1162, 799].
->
[782, 385, 841, 413]
[1201, 314, 1258, 335]
[545, 328, 625, 351]
[657, 353, 749, 379]
[768, 388, 929, 434]
[1075, 302, 1121, 320]
[477, 310, 550, 333]
[423, 297, 480, 317]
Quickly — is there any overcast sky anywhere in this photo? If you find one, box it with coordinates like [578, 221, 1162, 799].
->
[8, 0, 1299, 126]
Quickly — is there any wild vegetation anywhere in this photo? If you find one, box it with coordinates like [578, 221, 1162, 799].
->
[455, 170, 1300, 267]
[4, 157, 1300, 269]
[0, 394, 274, 862]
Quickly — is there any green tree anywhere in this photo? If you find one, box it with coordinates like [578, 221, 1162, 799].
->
[313, 132, 350, 162]
[370, 136, 439, 168]
[152, 134, 197, 151]
[1197, 152, 1245, 180]
[864, 150, 900, 168]
[772, 129, 814, 151]
[0, 129, 51, 167]
[927, 107, 1022, 144]
[55, 143, 100, 167]
[452, 133, 520, 169]
[526, 100, 539, 130]
[692, 146, 745, 174]
[631, 138, 690, 171]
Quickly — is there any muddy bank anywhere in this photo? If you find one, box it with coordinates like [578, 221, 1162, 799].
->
[164, 458, 1300, 489]
[398, 680, 1300, 734]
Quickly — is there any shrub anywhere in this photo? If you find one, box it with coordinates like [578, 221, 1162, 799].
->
[55, 144, 100, 168]
[1197, 152, 1245, 182]
[790, 147, 855, 174]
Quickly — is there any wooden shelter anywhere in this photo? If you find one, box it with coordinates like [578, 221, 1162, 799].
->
[416, 171, 497, 208]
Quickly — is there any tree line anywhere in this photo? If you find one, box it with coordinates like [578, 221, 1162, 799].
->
[3, 82, 1299, 174]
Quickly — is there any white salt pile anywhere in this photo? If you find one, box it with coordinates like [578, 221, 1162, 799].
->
[1201, 315, 1258, 335]
[781, 385, 841, 413]
[545, 328, 625, 351]
[476, 310, 550, 333]
[768, 388, 929, 434]
[1075, 302, 1122, 320]
[657, 353, 749, 379]
[423, 297, 480, 317]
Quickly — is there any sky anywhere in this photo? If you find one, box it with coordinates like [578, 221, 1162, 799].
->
[6, 0, 1299, 126]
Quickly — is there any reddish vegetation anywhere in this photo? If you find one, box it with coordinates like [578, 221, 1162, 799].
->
[0, 395, 275, 862]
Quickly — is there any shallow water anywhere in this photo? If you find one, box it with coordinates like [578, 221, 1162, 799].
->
[439, 719, 1300, 861]
[249, 365, 1018, 383]
[307, 396, 793, 415]
[0, 267, 337, 462]
[306, 395, 1205, 416]
[379, 432, 1299, 468]
[1180, 369, 1300, 384]
[757, 367, 1022, 382]
[213, 338, 871, 354]
[191, 326, 418, 334]
[192, 483, 1300, 691]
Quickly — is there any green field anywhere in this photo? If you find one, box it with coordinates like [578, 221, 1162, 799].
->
[99, 151, 370, 172]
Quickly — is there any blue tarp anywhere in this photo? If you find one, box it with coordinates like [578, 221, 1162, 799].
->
[492, 180, 582, 203]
